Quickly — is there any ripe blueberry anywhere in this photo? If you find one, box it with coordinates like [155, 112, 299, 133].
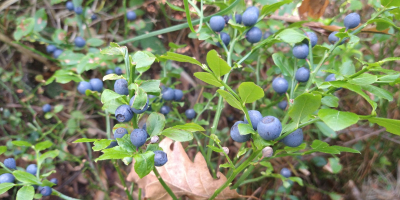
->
[174, 89, 183, 101]
[105, 69, 114, 75]
[210, 16, 225, 32]
[246, 27, 262, 43]
[89, 78, 103, 92]
[223, 15, 230, 24]
[46, 45, 57, 53]
[257, 116, 282, 140]
[91, 14, 97, 20]
[154, 150, 168, 166]
[74, 36, 86, 48]
[242, 9, 258, 27]
[344, 13, 360, 30]
[114, 79, 129, 95]
[3, 158, 16, 169]
[160, 105, 170, 115]
[107, 141, 118, 149]
[185, 109, 196, 119]
[77, 81, 93, 94]
[130, 129, 147, 148]
[216, 32, 231, 47]
[114, 128, 128, 139]
[328, 31, 346, 45]
[126, 11, 137, 21]
[246, 6, 260, 16]
[40, 186, 52, 196]
[230, 121, 251, 143]
[114, 67, 123, 75]
[50, 178, 58, 185]
[0, 173, 15, 183]
[278, 100, 287, 110]
[304, 31, 318, 47]
[325, 74, 336, 82]
[115, 105, 134, 122]
[272, 77, 288, 94]
[280, 168, 291, 178]
[42, 104, 51, 113]
[263, 31, 273, 39]
[53, 49, 63, 58]
[26, 164, 38, 175]
[295, 67, 310, 82]
[281, 128, 303, 147]
[74, 6, 83, 15]
[243, 110, 262, 130]
[66, 1, 74, 11]
[162, 87, 175, 101]
[292, 43, 309, 59]
[129, 95, 149, 114]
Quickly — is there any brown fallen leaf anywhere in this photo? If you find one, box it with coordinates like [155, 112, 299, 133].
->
[298, 0, 330, 20]
[127, 138, 240, 200]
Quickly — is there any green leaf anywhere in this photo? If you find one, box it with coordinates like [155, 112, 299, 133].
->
[194, 72, 223, 87]
[34, 8, 47, 32]
[288, 177, 303, 186]
[87, 38, 104, 47]
[129, 84, 147, 110]
[146, 112, 166, 136]
[238, 123, 256, 135]
[116, 134, 136, 153]
[34, 141, 53, 151]
[139, 80, 161, 95]
[328, 158, 342, 173]
[161, 128, 193, 142]
[206, 50, 231, 77]
[321, 95, 339, 108]
[14, 18, 35, 41]
[347, 73, 377, 85]
[51, 29, 67, 44]
[329, 81, 377, 111]
[217, 89, 243, 111]
[0, 183, 14, 195]
[272, 52, 293, 76]
[219, 163, 232, 168]
[261, 0, 292, 16]
[73, 138, 99, 143]
[133, 151, 155, 178]
[237, 148, 248, 158]
[381, 0, 400, 8]
[0, 146, 7, 155]
[101, 89, 129, 114]
[95, 146, 132, 162]
[315, 122, 337, 138]
[368, 117, 400, 136]
[93, 139, 112, 151]
[165, 1, 186, 12]
[16, 186, 34, 200]
[53, 105, 63, 113]
[173, 123, 205, 132]
[318, 109, 359, 131]
[361, 85, 393, 101]
[46, 70, 81, 84]
[160, 52, 202, 66]
[39, 150, 59, 163]
[238, 82, 264, 104]
[12, 141, 32, 147]
[253, 134, 274, 150]
[103, 74, 124, 81]
[12, 171, 41, 185]
[276, 28, 307, 44]
[310, 140, 329, 149]
[100, 43, 126, 56]
[132, 51, 156, 73]
[288, 93, 321, 127]
[331, 146, 360, 154]
[207, 145, 223, 153]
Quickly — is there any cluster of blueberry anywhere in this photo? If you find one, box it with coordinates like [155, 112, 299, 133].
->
[0, 158, 57, 197]
[77, 78, 104, 94]
[105, 67, 123, 75]
[329, 13, 360, 44]
[159, 87, 196, 119]
[230, 110, 303, 148]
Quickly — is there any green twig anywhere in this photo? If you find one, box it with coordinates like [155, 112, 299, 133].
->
[153, 167, 178, 200]
[113, 161, 133, 200]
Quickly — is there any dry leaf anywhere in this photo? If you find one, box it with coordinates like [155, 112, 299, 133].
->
[298, 0, 330, 20]
[127, 138, 240, 200]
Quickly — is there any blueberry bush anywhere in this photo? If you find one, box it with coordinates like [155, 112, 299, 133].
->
[2, 0, 400, 199]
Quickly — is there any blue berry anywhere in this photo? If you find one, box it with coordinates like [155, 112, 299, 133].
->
[227, 115, 234, 122]
[42, 104, 51, 113]
[281, 129, 303, 147]
[304, 32, 318, 47]
[53, 49, 63, 58]
[325, 74, 336, 82]
[278, 101, 287, 110]
[280, 168, 291, 178]
[292, 43, 309, 59]
[154, 150, 168, 166]
[129, 95, 149, 114]
[272, 77, 288, 94]
[174, 89, 183, 101]
[3, 158, 16, 170]
[210, 16, 225, 32]
[185, 109, 196, 119]
[162, 88, 175, 101]
[295, 67, 310, 82]
[40, 186, 52, 196]
[66, 1, 74, 11]
[114, 67, 123, 75]
[114, 128, 128, 139]
[246, 6, 260, 16]
[77, 81, 93, 94]
[246, 27, 262, 43]
[50, 178, 58, 185]
[74, 6, 83, 15]
[244, 110, 262, 130]
[114, 79, 129, 95]
[107, 141, 118, 149]
[105, 69, 114, 75]
[242, 9, 258, 27]
[130, 129, 147, 148]
[74, 36, 86, 48]
[234, 14, 242, 24]
[328, 31, 346, 45]
[89, 78, 103, 92]
[0, 173, 15, 183]
[126, 11, 137, 21]
[230, 121, 251, 143]
[26, 164, 37, 176]
[46, 45, 57, 53]
[115, 105, 134, 122]
[223, 15, 231, 24]
[216, 32, 231, 47]
[344, 13, 360, 30]
[257, 116, 282, 140]
[160, 105, 170, 115]
[91, 14, 97, 20]
[263, 31, 273, 39]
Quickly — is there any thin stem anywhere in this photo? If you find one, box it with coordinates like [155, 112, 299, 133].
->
[153, 167, 178, 200]
[113, 161, 133, 200]
[52, 190, 81, 200]
[123, 0, 128, 39]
